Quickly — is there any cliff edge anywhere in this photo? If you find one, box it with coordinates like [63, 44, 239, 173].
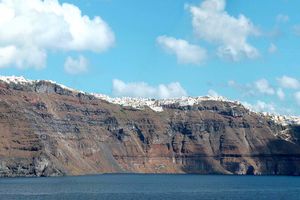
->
[0, 76, 299, 177]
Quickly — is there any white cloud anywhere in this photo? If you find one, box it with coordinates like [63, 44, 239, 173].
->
[227, 80, 236, 87]
[0, 0, 115, 69]
[245, 100, 276, 113]
[208, 89, 219, 97]
[268, 43, 277, 54]
[293, 25, 300, 36]
[254, 79, 275, 95]
[187, 0, 259, 61]
[276, 88, 285, 100]
[276, 14, 289, 23]
[112, 79, 187, 99]
[277, 76, 300, 89]
[294, 92, 300, 105]
[0, 45, 47, 69]
[64, 55, 88, 75]
[157, 36, 207, 65]
[228, 79, 284, 97]
[227, 80, 254, 96]
[243, 100, 293, 115]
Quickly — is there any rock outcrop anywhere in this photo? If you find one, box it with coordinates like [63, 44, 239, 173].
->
[0, 77, 299, 177]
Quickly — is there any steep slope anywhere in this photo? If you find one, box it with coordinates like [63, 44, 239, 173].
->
[0, 76, 299, 177]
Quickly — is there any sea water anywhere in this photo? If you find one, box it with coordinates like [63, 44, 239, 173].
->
[0, 174, 299, 200]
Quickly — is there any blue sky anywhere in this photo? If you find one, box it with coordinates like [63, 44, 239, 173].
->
[0, 0, 300, 115]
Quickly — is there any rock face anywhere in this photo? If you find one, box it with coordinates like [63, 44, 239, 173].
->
[0, 78, 300, 177]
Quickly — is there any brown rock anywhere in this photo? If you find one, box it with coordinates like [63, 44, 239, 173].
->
[0, 80, 299, 177]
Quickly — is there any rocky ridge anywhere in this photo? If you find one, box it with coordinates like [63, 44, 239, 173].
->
[0, 76, 299, 177]
[2, 75, 299, 126]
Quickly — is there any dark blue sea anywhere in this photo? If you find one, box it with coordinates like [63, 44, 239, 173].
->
[0, 174, 299, 200]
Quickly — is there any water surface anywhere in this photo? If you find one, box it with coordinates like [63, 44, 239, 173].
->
[0, 174, 299, 200]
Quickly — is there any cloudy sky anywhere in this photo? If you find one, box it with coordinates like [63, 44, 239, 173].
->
[0, 0, 300, 115]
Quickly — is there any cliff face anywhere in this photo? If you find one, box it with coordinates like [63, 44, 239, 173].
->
[0, 79, 299, 177]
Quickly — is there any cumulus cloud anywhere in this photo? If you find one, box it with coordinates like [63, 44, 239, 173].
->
[64, 55, 88, 75]
[295, 92, 300, 105]
[268, 43, 277, 54]
[0, 45, 46, 69]
[0, 0, 115, 69]
[187, 0, 259, 61]
[227, 80, 254, 95]
[243, 100, 293, 115]
[227, 78, 287, 98]
[276, 14, 289, 23]
[112, 79, 187, 99]
[254, 79, 275, 95]
[293, 25, 300, 36]
[227, 80, 236, 87]
[208, 89, 219, 97]
[244, 100, 276, 113]
[157, 36, 207, 65]
[277, 76, 300, 89]
[276, 88, 285, 100]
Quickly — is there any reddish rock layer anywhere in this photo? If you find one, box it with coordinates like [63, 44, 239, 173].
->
[0, 80, 299, 177]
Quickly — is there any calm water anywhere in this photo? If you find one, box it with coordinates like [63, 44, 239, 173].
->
[0, 174, 299, 200]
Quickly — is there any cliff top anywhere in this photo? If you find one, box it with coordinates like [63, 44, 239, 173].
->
[1, 75, 299, 125]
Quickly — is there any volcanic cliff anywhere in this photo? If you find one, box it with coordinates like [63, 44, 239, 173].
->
[0, 76, 299, 177]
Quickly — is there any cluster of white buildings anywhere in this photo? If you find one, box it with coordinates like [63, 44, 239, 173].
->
[1, 75, 300, 126]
